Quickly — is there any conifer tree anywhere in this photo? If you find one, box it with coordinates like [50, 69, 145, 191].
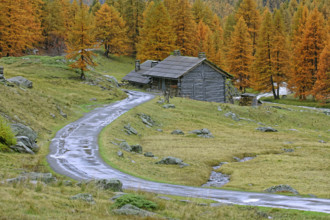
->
[291, 8, 325, 99]
[95, 4, 128, 57]
[136, 1, 176, 62]
[209, 14, 224, 67]
[192, 0, 213, 26]
[312, 36, 329, 102]
[236, 0, 261, 55]
[66, 0, 98, 80]
[253, 10, 273, 93]
[168, 0, 197, 56]
[196, 21, 212, 56]
[227, 17, 253, 92]
[223, 13, 236, 57]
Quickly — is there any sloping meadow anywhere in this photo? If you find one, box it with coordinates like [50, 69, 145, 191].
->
[100, 96, 330, 198]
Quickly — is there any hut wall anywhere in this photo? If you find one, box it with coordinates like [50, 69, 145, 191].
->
[180, 63, 226, 103]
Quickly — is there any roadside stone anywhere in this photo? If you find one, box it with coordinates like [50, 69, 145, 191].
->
[163, 104, 175, 109]
[70, 193, 95, 204]
[124, 124, 138, 135]
[113, 204, 155, 217]
[95, 179, 123, 192]
[144, 152, 154, 157]
[264, 184, 299, 195]
[156, 156, 188, 167]
[117, 151, 124, 157]
[131, 145, 143, 154]
[224, 112, 240, 121]
[171, 130, 184, 135]
[256, 127, 278, 132]
[120, 142, 132, 152]
[7, 76, 33, 88]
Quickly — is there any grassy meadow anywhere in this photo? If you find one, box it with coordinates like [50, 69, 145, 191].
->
[100, 96, 330, 198]
[0, 54, 329, 219]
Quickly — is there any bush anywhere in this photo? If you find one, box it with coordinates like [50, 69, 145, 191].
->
[0, 116, 16, 151]
[113, 194, 158, 210]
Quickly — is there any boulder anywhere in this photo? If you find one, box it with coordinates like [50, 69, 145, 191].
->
[171, 130, 184, 135]
[139, 113, 155, 127]
[11, 123, 37, 142]
[224, 112, 240, 121]
[95, 179, 123, 192]
[144, 152, 154, 157]
[104, 75, 119, 87]
[70, 193, 95, 204]
[16, 136, 39, 152]
[113, 204, 155, 217]
[264, 184, 299, 195]
[256, 127, 278, 132]
[117, 151, 124, 157]
[189, 128, 213, 138]
[163, 104, 175, 109]
[319, 140, 326, 143]
[10, 142, 35, 154]
[120, 142, 132, 152]
[156, 156, 189, 167]
[131, 145, 143, 154]
[7, 76, 33, 88]
[124, 124, 138, 135]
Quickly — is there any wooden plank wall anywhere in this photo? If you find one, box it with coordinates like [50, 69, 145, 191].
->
[180, 62, 226, 103]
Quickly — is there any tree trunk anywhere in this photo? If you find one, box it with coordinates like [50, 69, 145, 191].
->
[270, 76, 278, 99]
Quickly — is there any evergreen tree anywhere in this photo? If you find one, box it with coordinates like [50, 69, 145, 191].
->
[196, 21, 213, 56]
[209, 14, 224, 67]
[136, 1, 176, 62]
[192, 0, 213, 26]
[223, 13, 236, 57]
[236, 0, 261, 55]
[227, 17, 253, 92]
[95, 4, 128, 57]
[253, 10, 273, 93]
[66, 0, 98, 80]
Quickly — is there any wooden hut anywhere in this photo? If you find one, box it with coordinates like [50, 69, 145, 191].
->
[123, 52, 233, 103]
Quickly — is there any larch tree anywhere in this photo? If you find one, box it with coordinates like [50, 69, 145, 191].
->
[291, 8, 325, 100]
[271, 10, 290, 99]
[192, 0, 213, 26]
[65, 0, 98, 80]
[223, 13, 236, 57]
[209, 14, 224, 67]
[95, 4, 128, 57]
[253, 10, 274, 93]
[236, 0, 261, 55]
[168, 0, 197, 56]
[196, 21, 213, 56]
[136, 1, 176, 62]
[227, 17, 253, 92]
[0, 0, 42, 57]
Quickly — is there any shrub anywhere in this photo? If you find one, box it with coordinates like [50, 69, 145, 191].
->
[0, 116, 16, 151]
[113, 194, 157, 210]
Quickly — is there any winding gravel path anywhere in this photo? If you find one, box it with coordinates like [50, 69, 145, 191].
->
[47, 91, 330, 214]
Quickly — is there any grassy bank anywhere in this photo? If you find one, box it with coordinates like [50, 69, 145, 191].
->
[261, 95, 330, 109]
[100, 96, 330, 198]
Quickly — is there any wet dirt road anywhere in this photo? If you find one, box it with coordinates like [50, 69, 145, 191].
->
[48, 90, 330, 214]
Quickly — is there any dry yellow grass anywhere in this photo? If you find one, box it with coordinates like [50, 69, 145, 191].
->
[100, 96, 330, 198]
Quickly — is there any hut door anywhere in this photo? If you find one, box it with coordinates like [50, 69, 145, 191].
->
[162, 78, 166, 91]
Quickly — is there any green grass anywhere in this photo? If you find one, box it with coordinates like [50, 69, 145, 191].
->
[261, 95, 330, 108]
[100, 96, 330, 198]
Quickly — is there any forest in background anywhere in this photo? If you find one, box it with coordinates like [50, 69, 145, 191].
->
[0, 0, 329, 101]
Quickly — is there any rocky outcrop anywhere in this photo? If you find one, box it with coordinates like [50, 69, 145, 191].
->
[264, 184, 299, 195]
[189, 128, 214, 138]
[10, 123, 39, 154]
[156, 156, 189, 167]
[113, 204, 155, 217]
[119, 142, 143, 154]
[95, 179, 123, 192]
[7, 76, 33, 88]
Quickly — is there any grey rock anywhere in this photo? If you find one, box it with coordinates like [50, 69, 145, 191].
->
[10, 142, 35, 154]
[111, 141, 119, 146]
[70, 193, 95, 204]
[16, 136, 39, 152]
[144, 152, 154, 157]
[56, 105, 67, 118]
[319, 140, 326, 143]
[22, 172, 57, 184]
[120, 142, 132, 152]
[95, 179, 123, 192]
[224, 112, 240, 121]
[189, 128, 214, 138]
[157, 98, 165, 104]
[179, 163, 189, 168]
[323, 111, 330, 116]
[117, 151, 124, 157]
[131, 145, 143, 154]
[50, 113, 56, 119]
[110, 192, 127, 201]
[124, 124, 138, 135]
[264, 184, 299, 195]
[171, 130, 184, 135]
[113, 204, 155, 217]
[217, 106, 222, 111]
[156, 156, 188, 167]
[156, 129, 163, 132]
[7, 76, 33, 88]
[256, 127, 278, 132]
[11, 123, 37, 143]
[163, 104, 175, 109]
[139, 113, 154, 127]
[202, 171, 230, 188]
[283, 148, 294, 153]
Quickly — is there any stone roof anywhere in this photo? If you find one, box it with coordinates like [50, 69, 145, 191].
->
[122, 60, 154, 84]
